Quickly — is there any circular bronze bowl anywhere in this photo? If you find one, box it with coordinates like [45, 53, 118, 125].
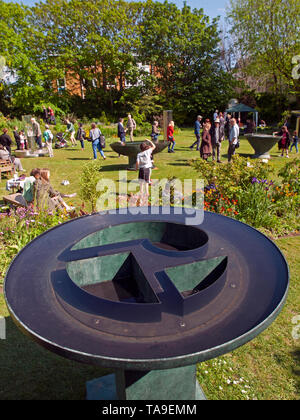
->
[5, 208, 289, 371]
[245, 134, 281, 159]
[110, 141, 168, 169]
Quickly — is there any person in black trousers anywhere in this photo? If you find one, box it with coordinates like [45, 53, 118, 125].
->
[42, 106, 49, 123]
[0, 128, 12, 154]
[76, 122, 86, 151]
[13, 126, 21, 150]
[118, 118, 127, 144]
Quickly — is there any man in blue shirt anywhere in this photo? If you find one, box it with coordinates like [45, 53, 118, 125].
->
[228, 118, 240, 162]
[190, 115, 203, 151]
[290, 131, 299, 153]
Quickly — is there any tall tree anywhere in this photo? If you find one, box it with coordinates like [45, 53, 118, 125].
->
[227, 0, 300, 98]
[138, 1, 236, 121]
[0, 1, 46, 114]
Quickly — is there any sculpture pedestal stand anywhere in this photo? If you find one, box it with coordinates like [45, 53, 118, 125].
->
[14, 136, 48, 158]
[86, 365, 206, 400]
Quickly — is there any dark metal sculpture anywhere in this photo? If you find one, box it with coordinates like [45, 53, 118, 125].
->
[4, 208, 289, 400]
[110, 141, 168, 169]
[245, 133, 281, 159]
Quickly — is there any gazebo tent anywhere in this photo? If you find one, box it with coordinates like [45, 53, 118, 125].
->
[226, 103, 259, 129]
[291, 111, 300, 135]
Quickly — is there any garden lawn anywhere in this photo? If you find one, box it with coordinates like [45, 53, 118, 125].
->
[0, 128, 299, 400]
[1, 128, 297, 212]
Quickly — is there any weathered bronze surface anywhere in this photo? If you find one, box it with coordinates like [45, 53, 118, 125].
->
[245, 133, 281, 159]
[4, 208, 289, 372]
[110, 141, 168, 169]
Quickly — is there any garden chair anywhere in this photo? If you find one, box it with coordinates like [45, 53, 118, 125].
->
[0, 159, 14, 181]
[2, 193, 28, 208]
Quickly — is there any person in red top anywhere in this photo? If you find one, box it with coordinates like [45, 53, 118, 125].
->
[167, 121, 175, 153]
[273, 126, 290, 158]
[48, 107, 56, 125]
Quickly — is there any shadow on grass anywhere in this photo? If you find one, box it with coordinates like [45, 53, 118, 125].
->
[291, 349, 300, 376]
[291, 349, 300, 394]
[0, 317, 110, 400]
[67, 158, 91, 161]
[168, 162, 190, 167]
[100, 164, 130, 172]
[236, 153, 253, 159]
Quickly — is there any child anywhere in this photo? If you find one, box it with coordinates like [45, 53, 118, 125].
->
[20, 130, 28, 150]
[136, 139, 156, 196]
[43, 125, 54, 158]
[19, 131, 25, 150]
[167, 120, 175, 153]
[290, 131, 299, 153]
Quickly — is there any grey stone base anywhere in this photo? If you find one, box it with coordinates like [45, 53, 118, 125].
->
[86, 366, 206, 401]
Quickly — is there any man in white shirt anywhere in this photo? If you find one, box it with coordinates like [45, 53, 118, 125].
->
[228, 118, 240, 162]
[127, 114, 136, 142]
[136, 139, 156, 196]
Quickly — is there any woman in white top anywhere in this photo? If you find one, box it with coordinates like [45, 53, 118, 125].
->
[0, 144, 24, 172]
[136, 139, 156, 196]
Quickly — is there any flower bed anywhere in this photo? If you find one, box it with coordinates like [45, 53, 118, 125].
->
[0, 206, 73, 286]
[190, 156, 299, 237]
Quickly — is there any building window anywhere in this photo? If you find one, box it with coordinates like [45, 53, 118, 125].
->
[57, 78, 66, 94]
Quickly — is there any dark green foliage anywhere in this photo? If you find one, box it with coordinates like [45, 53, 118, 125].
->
[0, 0, 236, 123]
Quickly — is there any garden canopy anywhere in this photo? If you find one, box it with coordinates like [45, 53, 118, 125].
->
[226, 103, 258, 114]
[226, 103, 258, 129]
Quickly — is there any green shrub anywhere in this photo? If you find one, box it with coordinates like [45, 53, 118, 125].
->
[79, 160, 103, 212]
[190, 156, 299, 235]
[190, 155, 272, 200]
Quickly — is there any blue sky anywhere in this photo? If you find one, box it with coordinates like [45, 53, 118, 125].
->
[4, 0, 229, 21]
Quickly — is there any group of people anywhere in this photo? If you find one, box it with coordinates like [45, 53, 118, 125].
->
[20, 167, 75, 212]
[117, 114, 137, 144]
[189, 112, 240, 163]
[273, 126, 298, 158]
[42, 106, 56, 125]
[188, 111, 298, 162]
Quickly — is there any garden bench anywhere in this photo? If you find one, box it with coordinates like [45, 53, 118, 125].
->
[0, 159, 14, 181]
[2, 193, 28, 208]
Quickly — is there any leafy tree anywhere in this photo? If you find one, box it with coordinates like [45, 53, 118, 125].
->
[138, 1, 237, 123]
[228, 0, 300, 99]
[1, 0, 237, 121]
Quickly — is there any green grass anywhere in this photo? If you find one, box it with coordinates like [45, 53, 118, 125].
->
[1, 128, 297, 211]
[0, 128, 299, 400]
[198, 236, 300, 400]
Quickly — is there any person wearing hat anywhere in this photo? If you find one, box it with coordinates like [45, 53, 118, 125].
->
[190, 115, 203, 151]
[43, 124, 54, 158]
[211, 117, 224, 163]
